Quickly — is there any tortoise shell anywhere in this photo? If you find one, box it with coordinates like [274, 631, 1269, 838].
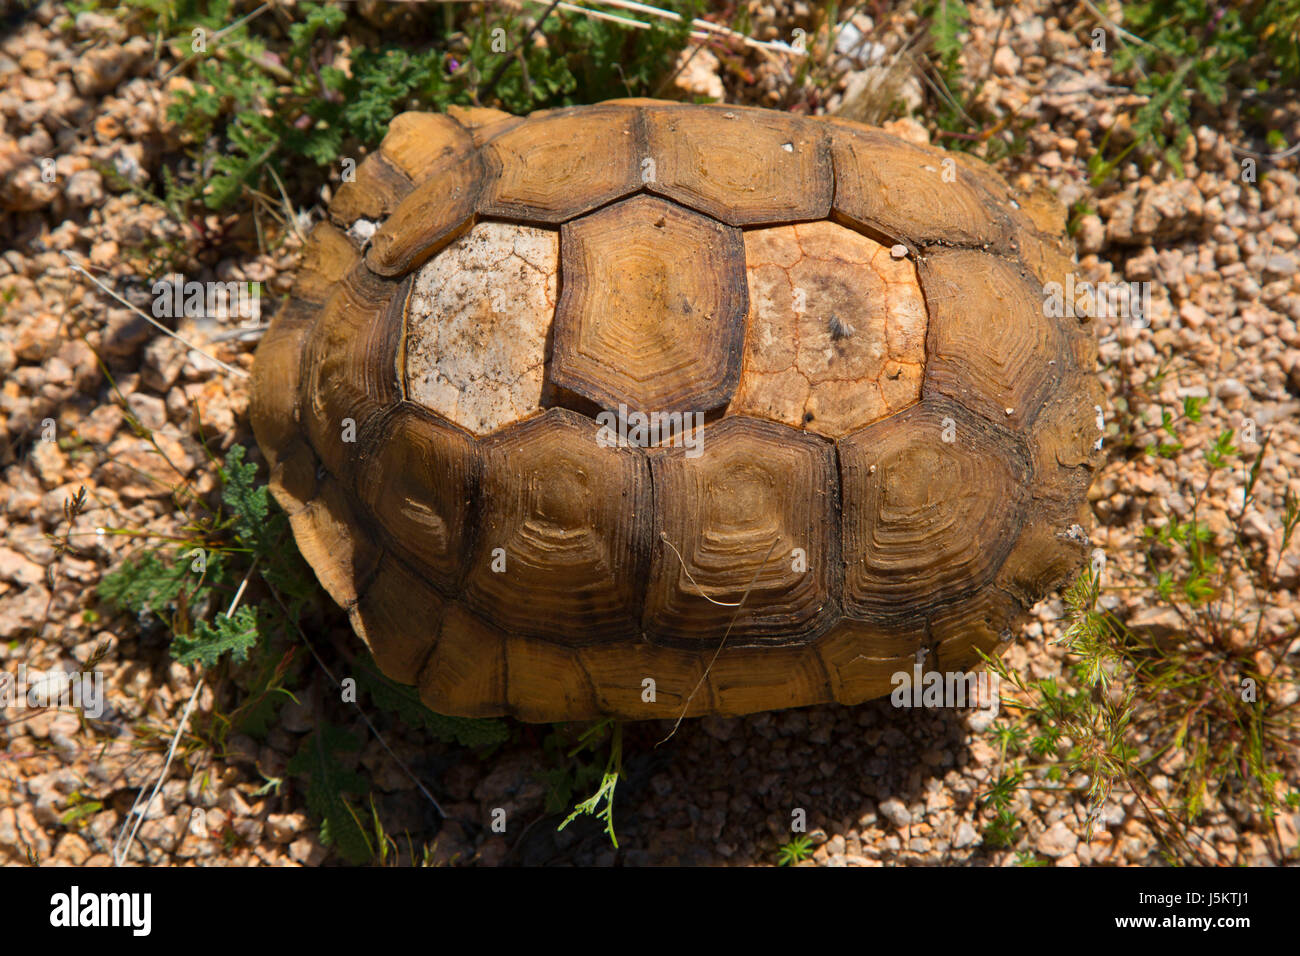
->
[251, 99, 1104, 722]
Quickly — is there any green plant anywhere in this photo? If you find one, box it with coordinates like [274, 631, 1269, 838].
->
[287, 721, 372, 864]
[95, 439, 509, 863]
[546, 719, 624, 847]
[98, 443, 316, 678]
[979, 413, 1299, 864]
[82, 0, 698, 259]
[354, 656, 510, 751]
[1089, 0, 1300, 183]
[59, 792, 105, 828]
[776, 834, 815, 866]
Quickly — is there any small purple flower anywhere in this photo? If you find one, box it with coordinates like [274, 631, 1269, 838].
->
[448, 57, 461, 73]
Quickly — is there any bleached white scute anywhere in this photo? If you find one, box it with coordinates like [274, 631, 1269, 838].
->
[403, 222, 560, 434]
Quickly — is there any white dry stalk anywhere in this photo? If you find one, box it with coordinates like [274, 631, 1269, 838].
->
[112, 562, 256, 866]
[160, 2, 273, 81]
[61, 252, 249, 379]
[524, 0, 806, 55]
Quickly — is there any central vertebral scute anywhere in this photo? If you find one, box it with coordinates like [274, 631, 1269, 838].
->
[727, 220, 928, 437]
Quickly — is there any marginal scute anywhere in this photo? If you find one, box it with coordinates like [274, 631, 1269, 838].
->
[996, 513, 1088, 610]
[1031, 372, 1107, 477]
[480, 104, 643, 222]
[929, 588, 1024, 674]
[403, 221, 559, 434]
[578, 641, 716, 719]
[329, 152, 412, 231]
[292, 221, 361, 304]
[839, 399, 1030, 621]
[418, 603, 507, 718]
[643, 104, 832, 225]
[266, 439, 319, 519]
[446, 103, 513, 130]
[920, 249, 1061, 431]
[327, 113, 471, 232]
[816, 618, 925, 706]
[251, 304, 314, 471]
[706, 644, 832, 715]
[287, 476, 381, 611]
[643, 416, 840, 647]
[551, 195, 747, 414]
[729, 221, 927, 437]
[505, 636, 599, 722]
[1014, 228, 1101, 374]
[461, 409, 652, 645]
[351, 553, 446, 684]
[381, 111, 474, 184]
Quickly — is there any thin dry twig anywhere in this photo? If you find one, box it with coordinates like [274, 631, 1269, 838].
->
[657, 537, 780, 745]
[61, 252, 248, 379]
[112, 561, 257, 866]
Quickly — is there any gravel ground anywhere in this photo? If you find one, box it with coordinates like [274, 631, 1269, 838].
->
[1, 0, 1297, 867]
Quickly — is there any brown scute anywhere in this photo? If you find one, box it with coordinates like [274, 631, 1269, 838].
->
[704, 642, 833, 716]
[290, 221, 360, 304]
[286, 475, 381, 612]
[249, 306, 312, 472]
[920, 249, 1062, 431]
[417, 603, 508, 718]
[830, 122, 1013, 250]
[353, 404, 480, 595]
[838, 399, 1030, 622]
[578, 640, 718, 719]
[351, 553, 446, 685]
[479, 104, 645, 221]
[817, 618, 925, 707]
[380, 111, 474, 184]
[445, 103, 512, 130]
[329, 151, 412, 231]
[929, 588, 1025, 674]
[460, 409, 652, 646]
[551, 194, 747, 415]
[298, 265, 405, 482]
[250, 100, 1101, 721]
[365, 145, 483, 277]
[504, 636, 601, 722]
[643, 416, 840, 648]
[642, 104, 833, 226]
[995, 515, 1088, 611]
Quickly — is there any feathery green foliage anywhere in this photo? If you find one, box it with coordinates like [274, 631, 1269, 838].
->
[355, 658, 510, 750]
[1091, 0, 1300, 183]
[288, 723, 373, 864]
[978, 406, 1299, 863]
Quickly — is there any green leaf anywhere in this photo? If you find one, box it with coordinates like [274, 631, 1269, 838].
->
[97, 550, 194, 616]
[220, 445, 268, 538]
[288, 723, 372, 864]
[926, 0, 970, 70]
[354, 659, 510, 749]
[173, 604, 261, 667]
[777, 835, 814, 866]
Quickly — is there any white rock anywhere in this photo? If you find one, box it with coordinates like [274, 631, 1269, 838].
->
[879, 797, 911, 828]
[1036, 821, 1079, 858]
[953, 821, 981, 848]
